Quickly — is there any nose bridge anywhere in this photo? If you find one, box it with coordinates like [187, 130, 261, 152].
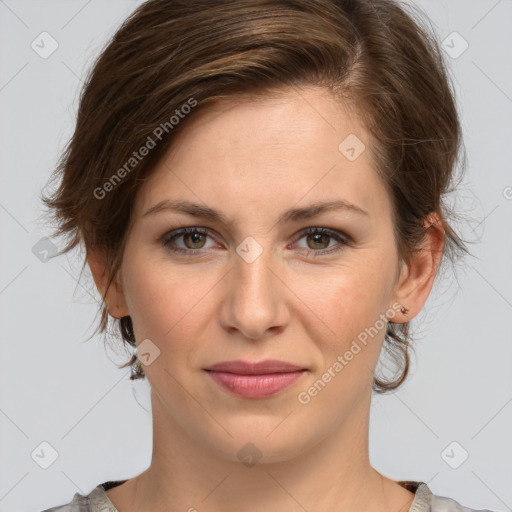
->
[222, 235, 286, 339]
[234, 236, 278, 305]
[236, 245, 274, 293]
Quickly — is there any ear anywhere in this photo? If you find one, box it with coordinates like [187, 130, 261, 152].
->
[391, 213, 445, 322]
[87, 247, 129, 319]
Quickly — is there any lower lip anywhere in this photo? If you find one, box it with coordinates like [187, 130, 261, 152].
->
[206, 370, 305, 399]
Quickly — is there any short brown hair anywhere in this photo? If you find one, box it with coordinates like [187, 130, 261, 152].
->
[41, 0, 469, 393]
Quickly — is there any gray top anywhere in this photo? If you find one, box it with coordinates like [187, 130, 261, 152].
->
[41, 479, 497, 512]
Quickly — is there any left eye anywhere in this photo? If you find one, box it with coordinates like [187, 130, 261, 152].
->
[294, 227, 348, 255]
[161, 227, 348, 256]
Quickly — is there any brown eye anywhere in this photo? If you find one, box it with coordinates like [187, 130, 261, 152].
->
[294, 227, 348, 257]
[306, 232, 331, 250]
[182, 231, 207, 249]
[162, 227, 215, 254]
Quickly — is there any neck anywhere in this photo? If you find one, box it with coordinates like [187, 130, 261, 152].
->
[122, 388, 414, 512]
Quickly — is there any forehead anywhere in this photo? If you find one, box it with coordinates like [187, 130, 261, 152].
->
[172, 86, 362, 153]
[134, 86, 391, 224]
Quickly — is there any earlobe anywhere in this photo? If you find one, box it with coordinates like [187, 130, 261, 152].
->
[391, 213, 445, 321]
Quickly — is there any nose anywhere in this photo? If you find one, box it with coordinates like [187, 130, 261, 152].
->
[219, 247, 290, 341]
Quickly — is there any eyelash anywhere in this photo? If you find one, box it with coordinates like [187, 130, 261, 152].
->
[160, 226, 349, 258]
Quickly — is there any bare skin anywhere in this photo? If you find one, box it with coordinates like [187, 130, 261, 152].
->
[89, 85, 443, 512]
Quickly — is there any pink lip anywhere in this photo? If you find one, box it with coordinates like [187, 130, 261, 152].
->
[204, 359, 305, 374]
[204, 359, 307, 399]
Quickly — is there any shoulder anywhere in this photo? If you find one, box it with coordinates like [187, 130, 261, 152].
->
[40, 491, 91, 512]
[405, 481, 498, 512]
[430, 491, 497, 512]
[40, 481, 123, 512]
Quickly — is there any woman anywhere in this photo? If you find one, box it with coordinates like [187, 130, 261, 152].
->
[40, 0, 496, 510]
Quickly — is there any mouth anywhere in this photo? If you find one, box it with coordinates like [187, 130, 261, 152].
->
[203, 359, 307, 399]
[204, 359, 306, 375]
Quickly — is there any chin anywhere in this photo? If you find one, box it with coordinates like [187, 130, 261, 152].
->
[202, 420, 314, 466]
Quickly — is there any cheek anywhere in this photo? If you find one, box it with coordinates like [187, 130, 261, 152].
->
[300, 249, 397, 359]
[121, 250, 223, 366]
[124, 264, 209, 333]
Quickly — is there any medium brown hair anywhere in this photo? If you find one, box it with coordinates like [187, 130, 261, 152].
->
[41, 0, 469, 393]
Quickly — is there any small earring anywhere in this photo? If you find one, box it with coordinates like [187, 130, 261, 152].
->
[132, 346, 145, 377]
[400, 304, 410, 316]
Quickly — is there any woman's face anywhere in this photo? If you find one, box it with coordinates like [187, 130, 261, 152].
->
[110, 86, 416, 462]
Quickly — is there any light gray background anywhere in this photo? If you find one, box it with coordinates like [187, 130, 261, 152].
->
[0, 1, 511, 511]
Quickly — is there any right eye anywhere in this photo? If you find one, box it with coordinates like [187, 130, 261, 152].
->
[161, 227, 219, 255]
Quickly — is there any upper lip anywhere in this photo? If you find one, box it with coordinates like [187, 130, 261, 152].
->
[204, 359, 305, 375]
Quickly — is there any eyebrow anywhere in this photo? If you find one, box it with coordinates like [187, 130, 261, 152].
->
[142, 198, 369, 225]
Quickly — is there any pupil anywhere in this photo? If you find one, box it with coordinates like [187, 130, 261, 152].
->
[187, 232, 204, 248]
[310, 233, 328, 249]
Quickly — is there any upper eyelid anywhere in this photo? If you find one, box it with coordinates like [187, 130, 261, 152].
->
[163, 226, 348, 247]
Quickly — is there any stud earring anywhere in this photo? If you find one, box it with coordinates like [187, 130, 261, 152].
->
[400, 304, 409, 316]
